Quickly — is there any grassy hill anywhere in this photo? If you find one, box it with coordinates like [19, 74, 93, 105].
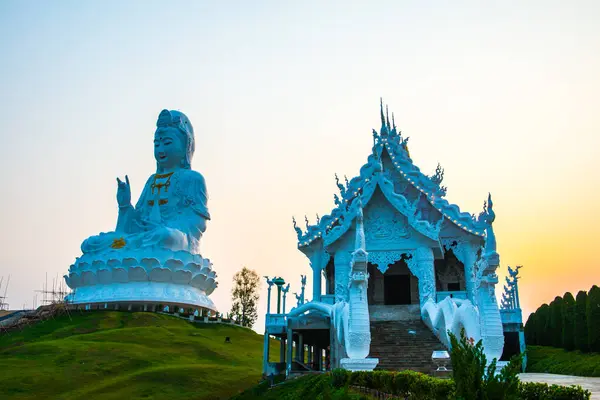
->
[0, 311, 273, 400]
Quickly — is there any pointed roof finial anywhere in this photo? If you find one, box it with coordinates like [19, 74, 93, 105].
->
[380, 98, 386, 133]
[392, 112, 396, 131]
[386, 105, 391, 131]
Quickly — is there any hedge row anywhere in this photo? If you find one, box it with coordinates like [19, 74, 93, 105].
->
[525, 285, 600, 353]
[330, 369, 591, 400]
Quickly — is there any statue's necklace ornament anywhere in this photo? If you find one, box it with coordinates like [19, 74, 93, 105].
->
[151, 172, 174, 195]
[148, 172, 173, 206]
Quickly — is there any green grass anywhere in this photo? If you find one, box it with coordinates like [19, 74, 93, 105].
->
[0, 311, 278, 400]
[527, 345, 600, 377]
[231, 374, 373, 400]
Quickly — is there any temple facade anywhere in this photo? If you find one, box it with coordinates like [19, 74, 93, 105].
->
[263, 101, 520, 375]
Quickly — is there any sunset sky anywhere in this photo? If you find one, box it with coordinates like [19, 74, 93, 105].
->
[1, 1, 599, 329]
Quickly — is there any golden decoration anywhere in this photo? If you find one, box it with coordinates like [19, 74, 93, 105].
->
[151, 172, 174, 195]
[111, 237, 126, 249]
[147, 199, 169, 206]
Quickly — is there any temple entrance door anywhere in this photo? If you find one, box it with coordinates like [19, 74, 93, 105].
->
[384, 275, 411, 305]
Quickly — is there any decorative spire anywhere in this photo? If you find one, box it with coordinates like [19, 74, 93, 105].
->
[392, 113, 396, 131]
[379, 97, 389, 136]
[316, 213, 320, 225]
[304, 215, 309, 230]
[386, 105, 391, 131]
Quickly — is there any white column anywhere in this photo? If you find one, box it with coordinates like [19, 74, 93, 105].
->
[334, 251, 352, 302]
[312, 266, 322, 302]
[415, 247, 435, 307]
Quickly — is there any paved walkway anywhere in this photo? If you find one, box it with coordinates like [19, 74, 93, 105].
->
[519, 373, 600, 399]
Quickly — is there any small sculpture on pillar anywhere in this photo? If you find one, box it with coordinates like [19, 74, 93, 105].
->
[264, 276, 274, 315]
[293, 274, 307, 307]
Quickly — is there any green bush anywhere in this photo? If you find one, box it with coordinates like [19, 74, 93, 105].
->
[449, 328, 523, 400]
[519, 382, 590, 400]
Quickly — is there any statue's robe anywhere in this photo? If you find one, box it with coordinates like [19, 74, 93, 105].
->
[81, 169, 210, 255]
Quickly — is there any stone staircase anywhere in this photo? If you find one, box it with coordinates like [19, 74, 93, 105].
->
[368, 319, 447, 373]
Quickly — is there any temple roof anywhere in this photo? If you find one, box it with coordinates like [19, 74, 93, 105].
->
[293, 100, 492, 251]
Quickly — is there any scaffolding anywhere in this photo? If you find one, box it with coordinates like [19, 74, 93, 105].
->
[35, 273, 70, 308]
[0, 276, 10, 311]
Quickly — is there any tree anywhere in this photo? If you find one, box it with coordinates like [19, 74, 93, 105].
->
[561, 292, 576, 351]
[575, 290, 589, 352]
[549, 296, 564, 348]
[230, 267, 261, 328]
[587, 285, 600, 352]
[535, 304, 551, 346]
[524, 312, 537, 345]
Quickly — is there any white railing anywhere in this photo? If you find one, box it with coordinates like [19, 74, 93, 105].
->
[266, 313, 287, 328]
[436, 291, 467, 302]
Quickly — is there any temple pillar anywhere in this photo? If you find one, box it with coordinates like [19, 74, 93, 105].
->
[307, 345, 313, 366]
[312, 266, 322, 302]
[415, 247, 435, 307]
[262, 331, 269, 374]
[280, 337, 286, 363]
[296, 334, 303, 362]
[334, 251, 352, 302]
[286, 329, 293, 375]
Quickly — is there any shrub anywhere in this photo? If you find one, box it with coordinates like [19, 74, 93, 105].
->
[449, 328, 522, 400]
[519, 382, 590, 400]
[575, 290, 589, 352]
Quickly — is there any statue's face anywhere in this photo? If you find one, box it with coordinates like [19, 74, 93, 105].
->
[154, 127, 186, 170]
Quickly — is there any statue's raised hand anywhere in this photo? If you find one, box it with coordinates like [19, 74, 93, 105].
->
[116, 175, 131, 208]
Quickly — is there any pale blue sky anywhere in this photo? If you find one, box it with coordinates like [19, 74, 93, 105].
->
[1, 1, 599, 326]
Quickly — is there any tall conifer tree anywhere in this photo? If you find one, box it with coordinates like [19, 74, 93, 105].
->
[575, 290, 589, 352]
[561, 292, 576, 351]
[524, 312, 537, 345]
[587, 285, 600, 352]
[549, 297, 564, 348]
[536, 304, 551, 346]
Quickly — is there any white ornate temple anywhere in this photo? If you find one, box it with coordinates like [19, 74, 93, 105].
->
[263, 101, 522, 375]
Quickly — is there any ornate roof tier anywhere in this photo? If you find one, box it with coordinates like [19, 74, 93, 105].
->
[294, 99, 491, 251]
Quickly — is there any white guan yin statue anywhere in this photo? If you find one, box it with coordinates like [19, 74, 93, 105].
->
[64, 110, 218, 311]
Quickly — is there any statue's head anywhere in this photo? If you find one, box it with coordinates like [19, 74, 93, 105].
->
[154, 109, 195, 171]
